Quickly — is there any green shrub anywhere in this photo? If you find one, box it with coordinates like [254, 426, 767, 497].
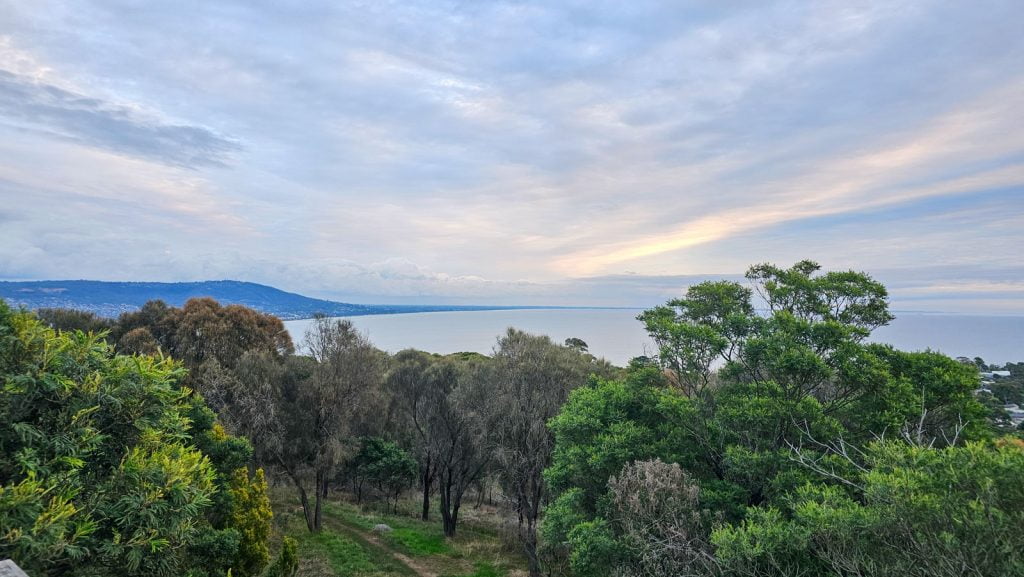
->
[264, 536, 298, 577]
[229, 468, 273, 576]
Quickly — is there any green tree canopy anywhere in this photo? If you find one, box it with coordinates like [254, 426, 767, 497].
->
[544, 261, 997, 577]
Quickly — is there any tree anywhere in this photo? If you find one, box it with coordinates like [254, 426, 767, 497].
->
[386, 350, 491, 536]
[184, 402, 260, 577]
[169, 298, 293, 371]
[349, 437, 417, 512]
[546, 261, 996, 577]
[607, 459, 716, 577]
[423, 358, 491, 537]
[543, 367, 709, 577]
[485, 329, 594, 576]
[276, 317, 383, 532]
[564, 337, 589, 353]
[211, 350, 286, 468]
[108, 299, 176, 354]
[265, 536, 299, 577]
[228, 468, 272, 577]
[637, 280, 753, 396]
[385, 349, 438, 521]
[35, 307, 113, 334]
[638, 261, 984, 458]
[110, 298, 293, 380]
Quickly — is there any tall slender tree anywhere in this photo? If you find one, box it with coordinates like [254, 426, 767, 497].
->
[484, 329, 594, 576]
[277, 317, 383, 531]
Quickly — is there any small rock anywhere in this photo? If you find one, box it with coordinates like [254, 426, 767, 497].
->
[0, 559, 30, 577]
[372, 523, 393, 534]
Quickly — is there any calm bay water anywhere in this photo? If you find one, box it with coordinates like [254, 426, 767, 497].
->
[283, 309, 1024, 367]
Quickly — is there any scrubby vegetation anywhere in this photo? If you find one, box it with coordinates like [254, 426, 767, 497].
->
[4, 260, 1022, 577]
[0, 300, 275, 577]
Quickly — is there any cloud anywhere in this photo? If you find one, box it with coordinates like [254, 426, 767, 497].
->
[0, 69, 239, 168]
[552, 78, 1024, 276]
[0, 1, 1022, 313]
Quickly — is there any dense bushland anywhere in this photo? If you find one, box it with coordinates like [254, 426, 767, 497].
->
[5, 260, 1022, 577]
[542, 261, 1021, 577]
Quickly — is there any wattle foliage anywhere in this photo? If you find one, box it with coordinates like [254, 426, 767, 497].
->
[228, 468, 273, 577]
[0, 300, 272, 577]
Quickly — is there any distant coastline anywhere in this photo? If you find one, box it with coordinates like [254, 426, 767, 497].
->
[284, 308, 1024, 367]
[0, 279, 630, 320]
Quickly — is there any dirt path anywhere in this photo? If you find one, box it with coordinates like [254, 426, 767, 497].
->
[319, 511, 439, 577]
[355, 528, 439, 577]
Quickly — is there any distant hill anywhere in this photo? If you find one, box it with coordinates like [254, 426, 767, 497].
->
[0, 280, 551, 320]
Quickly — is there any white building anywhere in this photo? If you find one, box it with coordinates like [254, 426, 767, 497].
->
[1004, 404, 1024, 426]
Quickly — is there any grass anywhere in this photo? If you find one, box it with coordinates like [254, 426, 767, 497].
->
[440, 562, 504, 577]
[298, 530, 412, 576]
[271, 489, 526, 577]
[325, 502, 453, 556]
[389, 527, 451, 556]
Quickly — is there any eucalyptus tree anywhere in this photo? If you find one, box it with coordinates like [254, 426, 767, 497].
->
[385, 349, 438, 520]
[545, 261, 990, 577]
[276, 317, 384, 532]
[484, 329, 595, 577]
[428, 359, 492, 537]
[388, 351, 491, 537]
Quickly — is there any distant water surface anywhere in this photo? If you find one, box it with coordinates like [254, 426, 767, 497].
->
[283, 309, 1024, 366]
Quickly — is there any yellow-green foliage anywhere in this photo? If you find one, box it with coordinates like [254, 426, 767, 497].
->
[265, 536, 299, 577]
[228, 468, 272, 577]
[0, 300, 218, 576]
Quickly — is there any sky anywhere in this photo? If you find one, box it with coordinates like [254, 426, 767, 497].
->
[1, 1, 1023, 312]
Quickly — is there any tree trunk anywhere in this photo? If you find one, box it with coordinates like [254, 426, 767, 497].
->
[298, 485, 315, 532]
[420, 457, 432, 521]
[448, 488, 462, 538]
[518, 480, 544, 577]
[313, 493, 323, 531]
[439, 473, 458, 537]
[522, 519, 541, 577]
[313, 469, 328, 531]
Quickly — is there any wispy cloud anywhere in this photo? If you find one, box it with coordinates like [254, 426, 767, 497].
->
[554, 78, 1024, 276]
[0, 69, 240, 168]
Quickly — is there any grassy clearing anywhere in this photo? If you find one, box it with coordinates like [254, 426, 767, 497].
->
[325, 502, 453, 557]
[390, 527, 451, 556]
[440, 562, 504, 577]
[271, 488, 527, 577]
[299, 530, 416, 576]
[273, 494, 416, 577]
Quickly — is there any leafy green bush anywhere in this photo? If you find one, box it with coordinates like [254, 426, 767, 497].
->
[713, 440, 1024, 576]
[1, 300, 276, 577]
[0, 300, 217, 576]
[229, 468, 273, 576]
[349, 437, 417, 509]
[264, 536, 298, 577]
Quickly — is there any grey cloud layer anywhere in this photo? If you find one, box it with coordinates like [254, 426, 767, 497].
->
[1, 1, 1023, 312]
[0, 69, 238, 167]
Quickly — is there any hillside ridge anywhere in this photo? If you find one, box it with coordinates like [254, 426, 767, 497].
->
[0, 279, 554, 320]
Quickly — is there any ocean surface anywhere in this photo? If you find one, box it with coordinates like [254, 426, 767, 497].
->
[283, 309, 1024, 367]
